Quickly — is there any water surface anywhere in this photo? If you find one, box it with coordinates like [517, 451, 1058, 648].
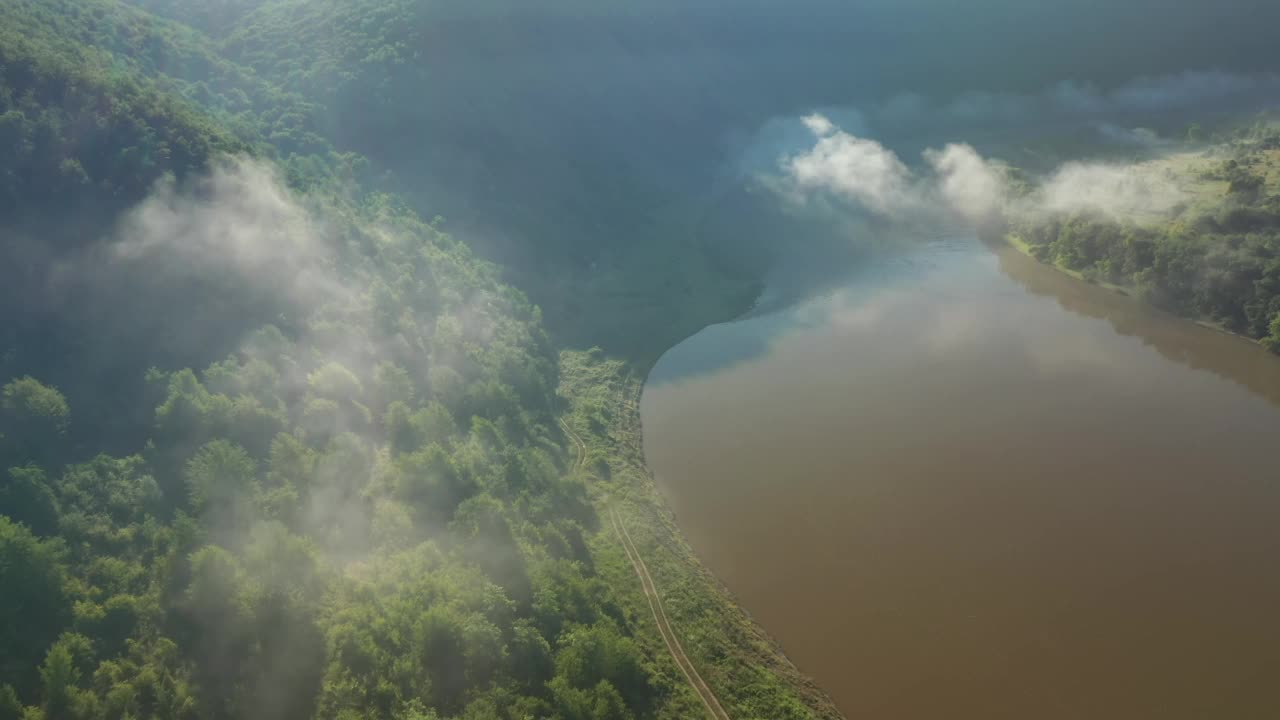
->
[642, 237, 1280, 719]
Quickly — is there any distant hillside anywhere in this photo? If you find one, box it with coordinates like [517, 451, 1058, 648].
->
[0, 13, 244, 219]
[1007, 124, 1280, 349]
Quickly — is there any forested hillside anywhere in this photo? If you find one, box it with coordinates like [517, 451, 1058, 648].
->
[0, 2, 841, 719]
[204, 0, 767, 359]
[1008, 124, 1280, 350]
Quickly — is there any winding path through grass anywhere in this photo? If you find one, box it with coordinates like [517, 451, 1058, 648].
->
[558, 417, 731, 720]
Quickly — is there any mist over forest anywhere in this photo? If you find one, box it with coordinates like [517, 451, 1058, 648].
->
[118, 0, 1280, 336]
[2, 1, 1280, 719]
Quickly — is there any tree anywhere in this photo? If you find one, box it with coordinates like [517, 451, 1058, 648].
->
[57, 455, 162, 528]
[1227, 169, 1265, 201]
[372, 363, 415, 417]
[185, 440, 258, 532]
[182, 545, 252, 719]
[75, 594, 143, 661]
[414, 607, 467, 714]
[450, 496, 530, 604]
[507, 620, 553, 689]
[1, 379, 69, 431]
[264, 433, 315, 525]
[0, 517, 70, 695]
[1264, 312, 1280, 352]
[384, 401, 419, 456]
[0, 466, 60, 536]
[552, 625, 651, 716]
[394, 445, 472, 523]
[411, 404, 457, 448]
[39, 635, 91, 720]
[0, 685, 20, 720]
[0, 377, 69, 465]
[242, 589, 325, 720]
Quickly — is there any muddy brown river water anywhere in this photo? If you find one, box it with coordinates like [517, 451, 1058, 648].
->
[641, 236, 1280, 719]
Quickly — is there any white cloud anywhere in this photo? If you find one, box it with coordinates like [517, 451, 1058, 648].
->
[111, 157, 347, 308]
[783, 115, 1007, 222]
[924, 143, 1006, 222]
[1037, 161, 1186, 218]
[779, 114, 1189, 228]
[801, 113, 837, 137]
[787, 115, 917, 214]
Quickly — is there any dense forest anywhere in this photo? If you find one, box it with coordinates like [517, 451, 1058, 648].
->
[0, 2, 839, 719]
[1008, 123, 1280, 350]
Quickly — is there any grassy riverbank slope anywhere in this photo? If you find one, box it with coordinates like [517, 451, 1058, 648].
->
[558, 351, 844, 720]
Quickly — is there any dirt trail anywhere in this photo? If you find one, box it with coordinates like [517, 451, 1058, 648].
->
[560, 417, 589, 474]
[559, 417, 731, 720]
[608, 505, 732, 720]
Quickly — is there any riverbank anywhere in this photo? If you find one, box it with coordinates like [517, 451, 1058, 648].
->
[558, 349, 845, 720]
[1000, 130, 1280, 352]
[1000, 231, 1275, 349]
[1003, 233, 1133, 295]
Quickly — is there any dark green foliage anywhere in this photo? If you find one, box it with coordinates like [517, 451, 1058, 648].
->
[450, 496, 532, 606]
[552, 625, 652, 713]
[38, 633, 98, 720]
[126, 0, 264, 38]
[0, 466, 60, 537]
[0, 20, 244, 219]
[1, 378, 68, 429]
[0, 686, 20, 720]
[0, 517, 70, 698]
[0, 378, 69, 467]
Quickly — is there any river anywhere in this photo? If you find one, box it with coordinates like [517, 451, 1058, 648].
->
[641, 236, 1280, 719]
